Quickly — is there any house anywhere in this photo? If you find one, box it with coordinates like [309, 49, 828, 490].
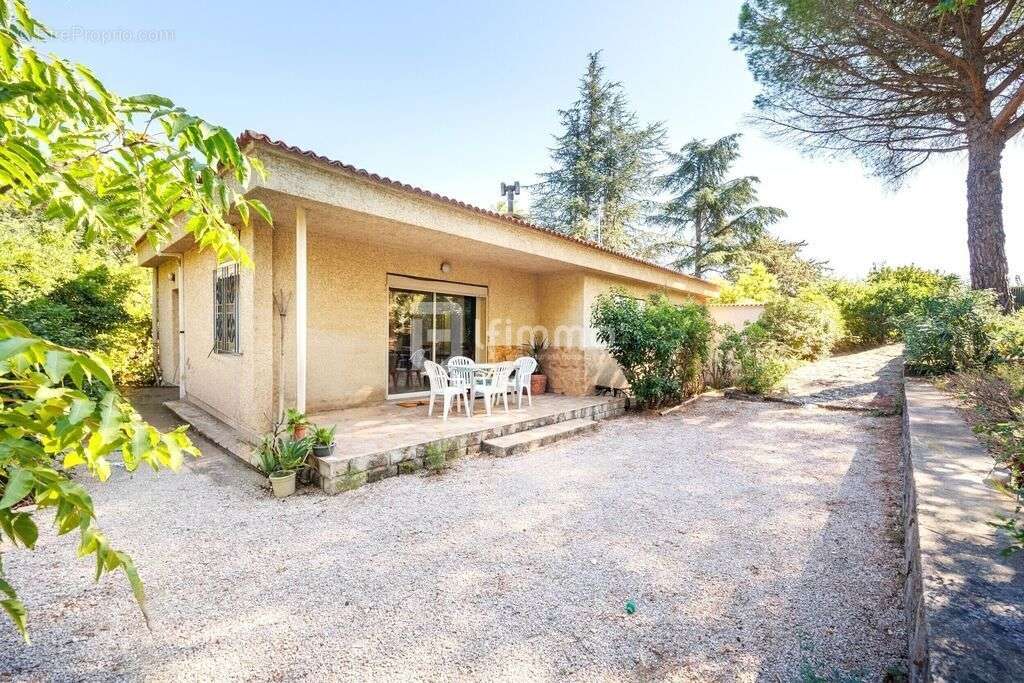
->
[135, 131, 719, 442]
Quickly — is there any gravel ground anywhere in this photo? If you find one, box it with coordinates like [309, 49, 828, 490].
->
[780, 345, 904, 411]
[1, 354, 907, 681]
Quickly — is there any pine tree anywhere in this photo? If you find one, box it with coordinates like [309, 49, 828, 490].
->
[653, 134, 785, 278]
[532, 52, 665, 251]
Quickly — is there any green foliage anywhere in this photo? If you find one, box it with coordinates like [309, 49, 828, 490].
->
[254, 431, 311, 476]
[653, 134, 785, 278]
[255, 436, 282, 476]
[532, 52, 666, 251]
[0, 211, 153, 384]
[311, 424, 336, 448]
[424, 442, 448, 473]
[0, 1, 270, 262]
[520, 333, 549, 375]
[0, 317, 199, 641]
[825, 266, 959, 348]
[992, 311, 1024, 362]
[720, 323, 793, 394]
[0, 0, 269, 640]
[278, 438, 312, 472]
[724, 233, 827, 297]
[285, 408, 309, 432]
[903, 287, 1000, 375]
[590, 290, 713, 408]
[758, 288, 843, 362]
[717, 262, 779, 303]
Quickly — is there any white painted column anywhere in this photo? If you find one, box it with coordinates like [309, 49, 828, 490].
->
[295, 206, 308, 413]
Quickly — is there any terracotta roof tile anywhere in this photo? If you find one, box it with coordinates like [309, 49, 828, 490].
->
[237, 130, 716, 290]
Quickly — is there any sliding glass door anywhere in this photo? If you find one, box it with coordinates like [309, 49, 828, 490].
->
[387, 288, 478, 397]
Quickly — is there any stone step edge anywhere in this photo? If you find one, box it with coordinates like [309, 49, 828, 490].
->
[164, 400, 255, 465]
[482, 418, 598, 457]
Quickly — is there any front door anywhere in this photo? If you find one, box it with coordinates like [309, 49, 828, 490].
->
[387, 287, 478, 397]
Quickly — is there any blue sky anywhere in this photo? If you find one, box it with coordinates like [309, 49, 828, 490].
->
[36, 0, 1022, 279]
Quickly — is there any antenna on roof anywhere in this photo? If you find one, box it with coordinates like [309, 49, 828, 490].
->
[500, 181, 520, 215]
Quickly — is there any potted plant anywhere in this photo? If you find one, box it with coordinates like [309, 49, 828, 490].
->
[311, 424, 336, 458]
[255, 434, 311, 498]
[286, 408, 310, 439]
[255, 436, 291, 498]
[522, 333, 550, 395]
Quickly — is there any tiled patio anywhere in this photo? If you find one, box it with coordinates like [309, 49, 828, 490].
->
[310, 393, 627, 493]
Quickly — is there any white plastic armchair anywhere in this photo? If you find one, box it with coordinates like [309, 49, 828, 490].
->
[423, 360, 468, 421]
[510, 356, 538, 408]
[470, 361, 516, 416]
[446, 356, 474, 389]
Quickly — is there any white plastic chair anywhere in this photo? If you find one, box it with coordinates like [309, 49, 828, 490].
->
[408, 347, 427, 388]
[446, 356, 474, 389]
[423, 360, 468, 421]
[470, 361, 516, 416]
[509, 356, 538, 408]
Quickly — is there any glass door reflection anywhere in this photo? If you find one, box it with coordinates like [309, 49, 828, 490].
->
[387, 288, 478, 396]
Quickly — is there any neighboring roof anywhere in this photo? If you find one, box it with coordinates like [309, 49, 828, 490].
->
[707, 302, 766, 307]
[237, 130, 716, 290]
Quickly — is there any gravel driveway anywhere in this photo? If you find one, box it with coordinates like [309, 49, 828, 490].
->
[1, 350, 907, 681]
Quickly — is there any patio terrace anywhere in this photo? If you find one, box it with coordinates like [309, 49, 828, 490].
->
[310, 393, 627, 493]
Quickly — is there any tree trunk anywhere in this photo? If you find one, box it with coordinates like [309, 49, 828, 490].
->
[965, 129, 1011, 310]
[692, 215, 705, 278]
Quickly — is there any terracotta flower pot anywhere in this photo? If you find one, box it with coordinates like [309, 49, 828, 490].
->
[530, 373, 547, 395]
[291, 424, 308, 440]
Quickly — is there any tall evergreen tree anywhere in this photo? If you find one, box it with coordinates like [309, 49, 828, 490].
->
[532, 52, 665, 251]
[733, 1, 1024, 309]
[654, 134, 785, 278]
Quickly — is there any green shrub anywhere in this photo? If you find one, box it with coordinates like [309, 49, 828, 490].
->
[758, 288, 843, 361]
[0, 211, 154, 385]
[424, 442, 448, 473]
[902, 287, 999, 375]
[716, 263, 779, 303]
[591, 290, 713, 408]
[825, 266, 959, 347]
[720, 323, 793, 394]
[992, 310, 1024, 362]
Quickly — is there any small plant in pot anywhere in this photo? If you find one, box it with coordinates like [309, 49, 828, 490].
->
[255, 435, 312, 498]
[522, 333, 550, 395]
[286, 408, 310, 439]
[311, 424, 337, 458]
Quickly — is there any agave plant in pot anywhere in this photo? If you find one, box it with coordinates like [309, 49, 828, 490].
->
[522, 333, 550, 395]
[256, 435, 312, 498]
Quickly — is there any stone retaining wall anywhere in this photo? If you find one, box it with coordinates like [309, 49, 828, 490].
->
[317, 397, 626, 494]
[900, 378, 1024, 681]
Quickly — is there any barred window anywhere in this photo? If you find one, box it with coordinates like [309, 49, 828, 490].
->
[213, 263, 239, 354]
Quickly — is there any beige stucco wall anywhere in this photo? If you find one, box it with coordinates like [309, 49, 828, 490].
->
[148, 225, 274, 438]
[154, 260, 178, 385]
[708, 303, 764, 330]
[269, 221, 542, 413]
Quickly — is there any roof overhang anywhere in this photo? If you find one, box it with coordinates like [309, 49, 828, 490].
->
[235, 132, 719, 298]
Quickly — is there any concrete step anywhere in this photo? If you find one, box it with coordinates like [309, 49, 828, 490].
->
[164, 400, 255, 464]
[482, 418, 598, 457]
